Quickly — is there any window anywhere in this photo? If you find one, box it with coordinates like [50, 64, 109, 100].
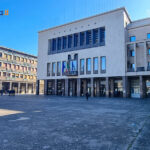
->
[0, 62, 1, 67]
[147, 33, 150, 39]
[80, 59, 84, 74]
[93, 29, 98, 44]
[93, 57, 98, 73]
[86, 58, 91, 73]
[63, 36, 67, 49]
[68, 55, 71, 60]
[101, 56, 106, 73]
[47, 63, 50, 76]
[131, 63, 135, 70]
[52, 62, 56, 75]
[70, 60, 77, 71]
[130, 36, 136, 42]
[130, 50, 135, 57]
[20, 74, 23, 78]
[0, 52, 2, 57]
[52, 39, 56, 51]
[3, 72, 6, 77]
[57, 38, 61, 50]
[74, 34, 78, 47]
[148, 49, 150, 55]
[68, 35, 72, 48]
[57, 62, 61, 75]
[80, 32, 85, 46]
[74, 54, 78, 60]
[86, 30, 92, 45]
[62, 61, 66, 74]
[100, 27, 105, 44]
[148, 62, 150, 67]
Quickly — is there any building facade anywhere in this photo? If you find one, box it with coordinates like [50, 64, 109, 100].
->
[0, 46, 37, 94]
[37, 7, 150, 98]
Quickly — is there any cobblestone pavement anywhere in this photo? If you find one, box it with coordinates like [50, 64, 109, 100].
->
[0, 95, 150, 150]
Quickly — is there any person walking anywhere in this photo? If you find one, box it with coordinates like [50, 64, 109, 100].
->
[86, 92, 89, 101]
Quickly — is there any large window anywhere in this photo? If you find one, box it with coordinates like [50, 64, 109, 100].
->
[130, 36, 136, 42]
[57, 38, 61, 51]
[57, 62, 61, 76]
[100, 27, 105, 44]
[74, 34, 78, 47]
[93, 57, 98, 73]
[86, 58, 91, 73]
[93, 29, 98, 44]
[80, 59, 84, 74]
[80, 32, 85, 46]
[148, 49, 150, 55]
[147, 33, 150, 39]
[68, 35, 72, 48]
[63, 36, 67, 49]
[86, 30, 92, 45]
[52, 39, 56, 51]
[101, 56, 106, 73]
[47, 63, 50, 76]
[52, 62, 56, 76]
[62, 61, 66, 75]
[130, 50, 135, 57]
[70, 60, 77, 71]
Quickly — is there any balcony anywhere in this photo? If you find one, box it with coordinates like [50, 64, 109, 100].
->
[65, 70, 78, 76]
[136, 67, 145, 72]
[127, 68, 135, 72]
[147, 66, 150, 71]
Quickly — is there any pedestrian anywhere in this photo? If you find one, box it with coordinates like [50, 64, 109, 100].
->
[86, 92, 89, 101]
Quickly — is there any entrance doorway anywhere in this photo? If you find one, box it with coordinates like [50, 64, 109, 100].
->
[69, 79, 77, 96]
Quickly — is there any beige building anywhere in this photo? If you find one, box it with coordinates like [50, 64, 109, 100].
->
[0, 46, 37, 94]
[37, 7, 150, 98]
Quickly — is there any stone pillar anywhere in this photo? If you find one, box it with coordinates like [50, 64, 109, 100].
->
[18, 82, 20, 94]
[26, 83, 28, 94]
[110, 79, 114, 97]
[44, 80, 48, 95]
[106, 77, 109, 97]
[122, 76, 128, 98]
[36, 80, 39, 95]
[54, 79, 57, 95]
[140, 76, 144, 98]
[134, 43, 137, 71]
[91, 77, 94, 97]
[65, 79, 68, 96]
[83, 80, 86, 96]
[77, 78, 81, 97]
[0, 81, 2, 90]
[144, 41, 147, 71]
[9, 82, 12, 90]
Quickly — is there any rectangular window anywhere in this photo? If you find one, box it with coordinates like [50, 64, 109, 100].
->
[86, 58, 91, 74]
[74, 34, 78, 47]
[52, 62, 56, 76]
[80, 32, 85, 46]
[63, 36, 67, 49]
[101, 56, 106, 73]
[68, 35, 72, 48]
[80, 59, 84, 74]
[93, 57, 98, 73]
[86, 30, 92, 45]
[57, 38, 61, 51]
[148, 62, 150, 67]
[70, 60, 77, 71]
[52, 39, 56, 51]
[47, 63, 50, 76]
[0, 52, 2, 57]
[57, 62, 61, 76]
[62, 61, 66, 75]
[0, 62, 1, 67]
[130, 50, 135, 57]
[130, 36, 136, 42]
[148, 49, 150, 55]
[93, 29, 98, 44]
[3, 72, 6, 77]
[147, 33, 150, 39]
[100, 27, 105, 44]
[131, 63, 135, 70]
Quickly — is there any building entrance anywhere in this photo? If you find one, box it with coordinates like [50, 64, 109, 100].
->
[69, 79, 77, 96]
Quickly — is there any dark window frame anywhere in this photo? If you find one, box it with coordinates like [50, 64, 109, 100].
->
[100, 56, 106, 73]
[86, 58, 91, 74]
[93, 57, 98, 74]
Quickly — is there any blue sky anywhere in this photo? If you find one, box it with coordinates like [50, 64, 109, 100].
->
[0, 0, 150, 56]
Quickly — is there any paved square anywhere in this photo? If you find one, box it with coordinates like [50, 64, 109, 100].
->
[0, 96, 150, 150]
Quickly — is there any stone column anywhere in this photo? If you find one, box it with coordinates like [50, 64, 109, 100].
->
[83, 80, 86, 96]
[36, 80, 39, 95]
[77, 78, 81, 97]
[65, 79, 68, 96]
[144, 42, 147, 71]
[0, 81, 2, 90]
[140, 76, 144, 98]
[26, 83, 28, 94]
[110, 79, 114, 97]
[122, 76, 128, 98]
[18, 82, 20, 94]
[9, 82, 12, 90]
[54, 79, 57, 95]
[96, 79, 100, 96]
[91, 77, 94, 97]
[134, 43, 137, 71]
[106, 77, 109, 97]
[44, 80, 48, 95]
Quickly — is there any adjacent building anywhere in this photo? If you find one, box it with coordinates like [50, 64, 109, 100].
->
[0, 46, 37, 94]
[37, 7, 150, 98]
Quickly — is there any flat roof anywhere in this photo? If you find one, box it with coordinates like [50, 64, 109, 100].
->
[38, 7, 131, 33]
[0, 46, 37, 59]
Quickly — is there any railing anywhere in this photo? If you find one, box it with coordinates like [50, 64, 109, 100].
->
[136, 67, 145, 72]
[147, 66, 150, 71]
[65, 71, 78, 76]
[127, 68, 135, 72]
